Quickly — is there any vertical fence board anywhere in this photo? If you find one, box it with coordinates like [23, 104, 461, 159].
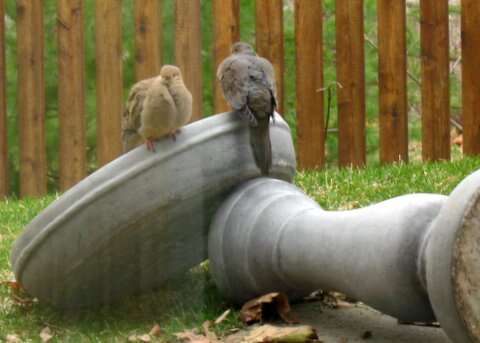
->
[462, 0, 480, 155]
[58, 0, 86, 191]
[295, 0, 324, 169]
[213, 0, 240, 113]
[16, 0, 47, 197]
[336, 0, 366, 167]
[377, 0, 408, 163]
[0, 0, 7, 197]
[256, 0, 284, 114]
[134, 0, 162, 81]
[420, 0, 450, 161]
[175, 0, 202, 120]
[95, 0, 123, 166]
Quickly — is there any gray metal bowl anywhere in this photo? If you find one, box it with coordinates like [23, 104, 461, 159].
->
[11, 112, 296, 308]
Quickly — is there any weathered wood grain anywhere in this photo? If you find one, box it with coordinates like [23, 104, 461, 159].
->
[420, 0, 450, 161]
[95, 0, 123, 166]
[134, 0, 162, 81]
[377, 0, 408, 163]
[58, 0, 87, 191]
[17, 0, 47, 197]
[336, 0, 366, 167]
[0, 0, 7, 197]
[175, 0, 202, 121]
[461, 0, 480, 155]
[295, 0, 324, 169]
[256, 0, 284, 114]
[213, 0, 240, 113]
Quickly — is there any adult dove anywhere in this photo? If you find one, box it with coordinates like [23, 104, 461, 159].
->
[217, 42, 277, 175]
[122, 65, 193, 152]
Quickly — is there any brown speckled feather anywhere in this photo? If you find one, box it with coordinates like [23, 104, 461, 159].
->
[121, 77, 155, 152]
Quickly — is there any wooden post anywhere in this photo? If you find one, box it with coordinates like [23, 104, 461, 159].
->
[336, 0, 366, 167]
[420, 0, 450, 161]
[213, 0, 240, 113]
[58, 0, 87, 191]
[295, 0, 324, 169]
[461, 0, 480, 155]
[175, 0, 202, 121]
[16, 0, 47, 197]
[95, 0, 123, 166]
[134, 0, 162, 81]
[256, 0, 284, 114]
[0, 0, 7, 197]
[377, 0, 408, 163]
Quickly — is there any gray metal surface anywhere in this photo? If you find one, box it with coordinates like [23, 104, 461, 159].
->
[209, 173, 480, 343]
[11, 112, 296, 308]
[425, 170, 480, 343]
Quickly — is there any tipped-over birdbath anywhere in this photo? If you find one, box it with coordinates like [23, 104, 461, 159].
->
[209, 172, 480, 343]
[11, 112, 296, 308]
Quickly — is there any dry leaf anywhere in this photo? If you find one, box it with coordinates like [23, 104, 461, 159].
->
[138, 334, 151, 342]
[175, 330, 213, 343]
[203, 321, 219, 342]
[243, 324, 317, 343]
[240, 292, 297, 324]
[5, 334, 22, 343]
[149, 324, 162, 337]
[1, 279, 34, 305]
[0, 280, 22, 290]
[127, 334, 152, 342]
[39, 327, 53, 342]
[336, 300, 355, 309]
[214, 309, 231, 325]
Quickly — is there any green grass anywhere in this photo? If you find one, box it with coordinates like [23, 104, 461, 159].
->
[2, 157, 480, 341]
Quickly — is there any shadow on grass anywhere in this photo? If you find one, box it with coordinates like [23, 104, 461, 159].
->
[1, 263, 241, 341]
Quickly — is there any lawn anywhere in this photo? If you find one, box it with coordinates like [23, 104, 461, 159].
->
[1, 157, 480, 342]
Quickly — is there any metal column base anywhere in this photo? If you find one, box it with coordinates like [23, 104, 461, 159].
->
[209, 172, 480, 343]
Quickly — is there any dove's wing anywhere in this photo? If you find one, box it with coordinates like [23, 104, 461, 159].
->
[122, 78, 155, 152]
[256, 56, 277, 107]
[217, 55, 251, 111]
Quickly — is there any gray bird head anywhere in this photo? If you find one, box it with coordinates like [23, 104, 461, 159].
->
[231, 42, 256, 56]
[160, 65, 182, 84]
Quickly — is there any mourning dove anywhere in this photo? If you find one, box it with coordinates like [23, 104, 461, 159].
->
[122, 65, 192, 152]
[217, 42, 277, 175]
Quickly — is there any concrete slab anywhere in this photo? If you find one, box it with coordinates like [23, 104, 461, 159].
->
[294, 302, 450, 343]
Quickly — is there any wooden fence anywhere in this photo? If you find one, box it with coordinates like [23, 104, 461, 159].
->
[1, 0, 480, 198]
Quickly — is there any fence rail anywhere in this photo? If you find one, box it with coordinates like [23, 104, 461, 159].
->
[0, 0, 6, 196]
[17, 0, 47, 197]
[1, 0, 479, 198]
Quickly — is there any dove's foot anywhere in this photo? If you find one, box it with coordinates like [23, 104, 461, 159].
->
[235, 108, 258, 127]
[145, 139, 156, 152]
[169, 131, 178, 142]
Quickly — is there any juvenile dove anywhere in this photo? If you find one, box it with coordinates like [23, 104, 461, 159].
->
[122, 65, 193, 152]
[217, 42, 277, 175]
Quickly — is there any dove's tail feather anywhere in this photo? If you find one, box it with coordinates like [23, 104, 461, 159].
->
[122, 129, 143, 153]
[249, 117, 272, 175]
